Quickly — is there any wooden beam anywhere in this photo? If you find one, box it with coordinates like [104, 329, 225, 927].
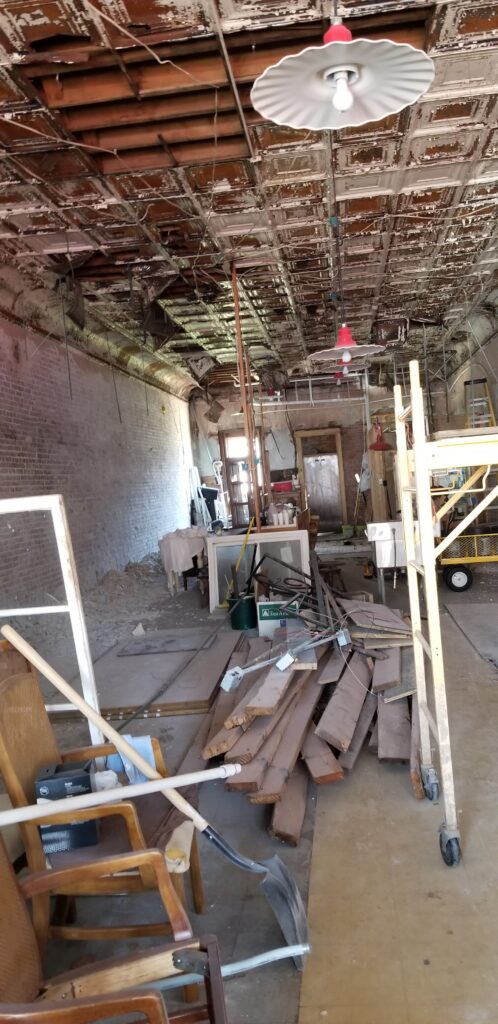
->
[25, 22, 426, 77]
[155, 631, 242, 713]
[339, 599, 411, 634]
[368, 718, 379, 754]
[225, 677, 305, 764]
[40, 30, 427, 108]
[377, 694, 411, 763]
[269, 761, 308, 845]
[315, 646, 348, 686]
[202, 650, 249, 748]
[79, 110, 262, 152]
[225, 689, 301, 791]
[250, 676, 321, 804]
[315, 653, 371, 752]
[61, 88, 251, 132]
[41, 55, 228, 107]
[371, 647, 401, 693]
[301, 727, 344, 784]
[242, 663, 296, 719]
[338, 690, 377, 772]
[97, 138, 249, 174]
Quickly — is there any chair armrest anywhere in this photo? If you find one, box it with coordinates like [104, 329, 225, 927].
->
[150, 737, 168, 776]
[62, 740, 168, 776]
[61, 744, 120, 763]
[0, 989, 169, 1024]
[20, 849, 192, 941]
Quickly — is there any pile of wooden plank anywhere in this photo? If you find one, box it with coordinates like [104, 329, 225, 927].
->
[188, 600, 422, 846]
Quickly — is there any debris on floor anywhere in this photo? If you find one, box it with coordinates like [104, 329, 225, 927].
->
[186, 564, 424, 848]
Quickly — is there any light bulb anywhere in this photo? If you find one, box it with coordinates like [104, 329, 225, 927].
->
[341, 350, 352, 364]
[342, 364, 349, 377]
[332, 71, 354, 113]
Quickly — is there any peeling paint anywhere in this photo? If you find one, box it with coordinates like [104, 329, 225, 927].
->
[0, 0, 495, 381]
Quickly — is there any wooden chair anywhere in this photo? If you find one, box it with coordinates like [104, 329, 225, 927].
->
[0, 836, 228, 1024]
[0, 646, 204, 947]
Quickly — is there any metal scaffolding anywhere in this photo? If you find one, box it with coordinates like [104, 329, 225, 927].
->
[394, 360, 498, 866]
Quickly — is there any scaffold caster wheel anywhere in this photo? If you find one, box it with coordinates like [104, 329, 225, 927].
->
[425, 780, 439, 802]
[422, 768, 439, 802]
[440, 834, 461, 867]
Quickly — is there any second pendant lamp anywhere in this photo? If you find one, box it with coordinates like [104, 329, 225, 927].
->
[313, 324, 385, 365]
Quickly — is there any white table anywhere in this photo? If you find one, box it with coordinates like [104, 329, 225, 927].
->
[159, 527, 207, 592]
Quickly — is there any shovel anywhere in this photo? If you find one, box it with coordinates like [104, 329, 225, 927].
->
[1, 625, 309, 969]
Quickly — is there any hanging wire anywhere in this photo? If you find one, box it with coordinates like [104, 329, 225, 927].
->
[329, 132, 346, 324]
[142, 350, 149, 417]
[59, 283, 73, 401]
[106, 336, 123, 423]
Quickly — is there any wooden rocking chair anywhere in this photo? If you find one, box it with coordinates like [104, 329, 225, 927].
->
[0, 836, 227, 1024]
[0, 643, 204, 947]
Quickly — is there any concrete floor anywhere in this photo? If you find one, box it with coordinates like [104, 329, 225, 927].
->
[300, 568, 498, 1024]
[29, 555, 498, 1023]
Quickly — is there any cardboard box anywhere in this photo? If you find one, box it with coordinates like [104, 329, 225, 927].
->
[257, 599, 299, 638]
[35, 762, 98, 854]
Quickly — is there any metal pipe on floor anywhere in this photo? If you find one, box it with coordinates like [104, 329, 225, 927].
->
[145, 943, 312, 991]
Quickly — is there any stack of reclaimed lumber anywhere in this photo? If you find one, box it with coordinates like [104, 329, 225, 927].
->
[192, 599, 422, 845]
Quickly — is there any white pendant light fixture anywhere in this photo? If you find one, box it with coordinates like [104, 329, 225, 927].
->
[313, 324, 385, 363]
[251, 15, 435, 131]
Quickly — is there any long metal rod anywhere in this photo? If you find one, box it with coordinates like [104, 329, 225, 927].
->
[409, 360, 458, 833]
[147, 944, 311, 992]
[231, 262, 261, 531]
[0, 765, 240, 827]
[394, 383, 432, 768]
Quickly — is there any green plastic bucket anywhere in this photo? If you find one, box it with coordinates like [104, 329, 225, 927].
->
[228, 594, 257, 630]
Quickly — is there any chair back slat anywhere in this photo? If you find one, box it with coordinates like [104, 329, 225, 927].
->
[0, 670, 61, 805]
[0, 836, 42, 1002]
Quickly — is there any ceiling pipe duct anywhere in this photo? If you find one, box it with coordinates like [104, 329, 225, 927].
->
[0, 266, 195, 399]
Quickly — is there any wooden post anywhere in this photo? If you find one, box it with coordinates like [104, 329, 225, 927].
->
[231, 262, 261, 531]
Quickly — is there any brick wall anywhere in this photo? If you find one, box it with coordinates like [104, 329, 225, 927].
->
[0, 319, 192, 606]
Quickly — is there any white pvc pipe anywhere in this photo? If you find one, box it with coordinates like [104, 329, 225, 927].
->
[0, 765, 241, 828]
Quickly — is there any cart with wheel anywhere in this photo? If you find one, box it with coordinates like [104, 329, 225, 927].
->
[440, 527, 498, 591]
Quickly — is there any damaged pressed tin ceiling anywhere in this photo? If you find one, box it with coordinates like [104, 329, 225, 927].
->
[0, 0, 497, 397]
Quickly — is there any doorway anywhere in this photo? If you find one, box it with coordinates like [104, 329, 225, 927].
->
[295, 428, 347, 530]
[219, 430, 264, 527]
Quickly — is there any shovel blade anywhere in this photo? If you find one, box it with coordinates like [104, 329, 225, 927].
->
[260, 855, 309, 970]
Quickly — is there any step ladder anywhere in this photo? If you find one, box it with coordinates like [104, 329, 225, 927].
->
[464, 378, 496, 428]
[396, 365, 498, 866]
